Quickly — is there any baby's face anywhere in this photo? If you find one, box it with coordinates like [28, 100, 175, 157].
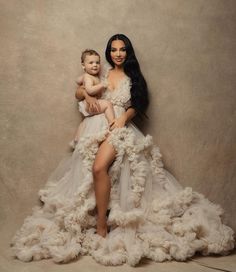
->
[83, 55, 100, 76]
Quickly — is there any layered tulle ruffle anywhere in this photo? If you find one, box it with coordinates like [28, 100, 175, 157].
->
[11, 126, 235, 265]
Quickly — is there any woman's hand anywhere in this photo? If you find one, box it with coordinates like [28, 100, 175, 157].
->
[109, 108, 136, 130]
[85, 95, 101, 113]
[75, 85, 101, 113]
[109, 115, 127, 130]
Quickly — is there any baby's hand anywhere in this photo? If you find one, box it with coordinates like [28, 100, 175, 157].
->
[102, 81, 108, 89]
[76, 75, 84, 86]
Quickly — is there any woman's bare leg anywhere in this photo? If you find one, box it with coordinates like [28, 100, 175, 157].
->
[92, 139, 116, 237]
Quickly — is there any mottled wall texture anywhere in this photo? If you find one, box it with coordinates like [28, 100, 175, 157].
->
[1, 0, 236, 247]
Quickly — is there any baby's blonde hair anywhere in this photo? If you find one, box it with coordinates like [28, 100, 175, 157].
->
[81, 49, 100, 63]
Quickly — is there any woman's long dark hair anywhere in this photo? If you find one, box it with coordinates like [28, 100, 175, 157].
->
[105, 34, 149, 117]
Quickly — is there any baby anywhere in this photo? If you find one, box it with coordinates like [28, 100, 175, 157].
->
[70, 49, 115, 148]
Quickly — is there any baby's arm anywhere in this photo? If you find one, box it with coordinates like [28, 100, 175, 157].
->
[76, 75, 84, 86]
[84, 74, 106, 96]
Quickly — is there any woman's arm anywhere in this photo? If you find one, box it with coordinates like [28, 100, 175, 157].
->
[110, 107, 136, 130]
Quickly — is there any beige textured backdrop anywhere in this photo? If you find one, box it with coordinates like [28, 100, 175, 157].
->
[1, 0, 236, 270]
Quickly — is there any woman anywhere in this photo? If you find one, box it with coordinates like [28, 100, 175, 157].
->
[12, 34, 234, 266]
[76, 34, 148, 238]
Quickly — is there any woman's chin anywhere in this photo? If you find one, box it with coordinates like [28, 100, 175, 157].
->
[114, 62, 124, 67]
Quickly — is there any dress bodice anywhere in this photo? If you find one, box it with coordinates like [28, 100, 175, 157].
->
[101, 64, 132, 110]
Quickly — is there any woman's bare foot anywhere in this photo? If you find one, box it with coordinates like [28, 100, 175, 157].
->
[96, 217, 107, 238]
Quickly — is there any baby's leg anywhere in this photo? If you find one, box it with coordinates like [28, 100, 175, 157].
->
[69, 121, 85, 149]
[74, 122, 84, 142]
[96, 99, 115, 125]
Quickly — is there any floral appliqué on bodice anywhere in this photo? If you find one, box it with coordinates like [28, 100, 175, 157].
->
[101, 64, 132, 110]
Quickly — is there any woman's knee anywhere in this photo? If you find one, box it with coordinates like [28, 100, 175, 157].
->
[92, 139, 116, 179]
[92, 162, 107, 178]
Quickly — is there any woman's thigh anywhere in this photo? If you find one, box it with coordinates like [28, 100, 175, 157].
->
[93, 139, 116, 173]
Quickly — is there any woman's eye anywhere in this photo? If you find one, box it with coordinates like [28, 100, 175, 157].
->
[121, 48, 126, 52]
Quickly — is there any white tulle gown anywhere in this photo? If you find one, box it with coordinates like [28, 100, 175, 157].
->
[12, 64, 235, 266]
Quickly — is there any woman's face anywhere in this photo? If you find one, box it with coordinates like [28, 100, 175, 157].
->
[110, 40, 127, 67]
